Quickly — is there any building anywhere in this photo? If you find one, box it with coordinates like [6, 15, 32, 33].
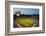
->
[15, 10, 21, 16]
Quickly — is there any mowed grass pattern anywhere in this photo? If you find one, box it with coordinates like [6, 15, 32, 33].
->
[16, 17, 38, 27]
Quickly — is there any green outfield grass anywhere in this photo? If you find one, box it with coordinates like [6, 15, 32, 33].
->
[16, 17, 38, 27]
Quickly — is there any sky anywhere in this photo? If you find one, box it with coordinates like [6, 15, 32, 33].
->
[13, 8, 39, 15]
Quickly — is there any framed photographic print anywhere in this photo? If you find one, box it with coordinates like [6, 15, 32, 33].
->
[5, 1, 45, 36]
